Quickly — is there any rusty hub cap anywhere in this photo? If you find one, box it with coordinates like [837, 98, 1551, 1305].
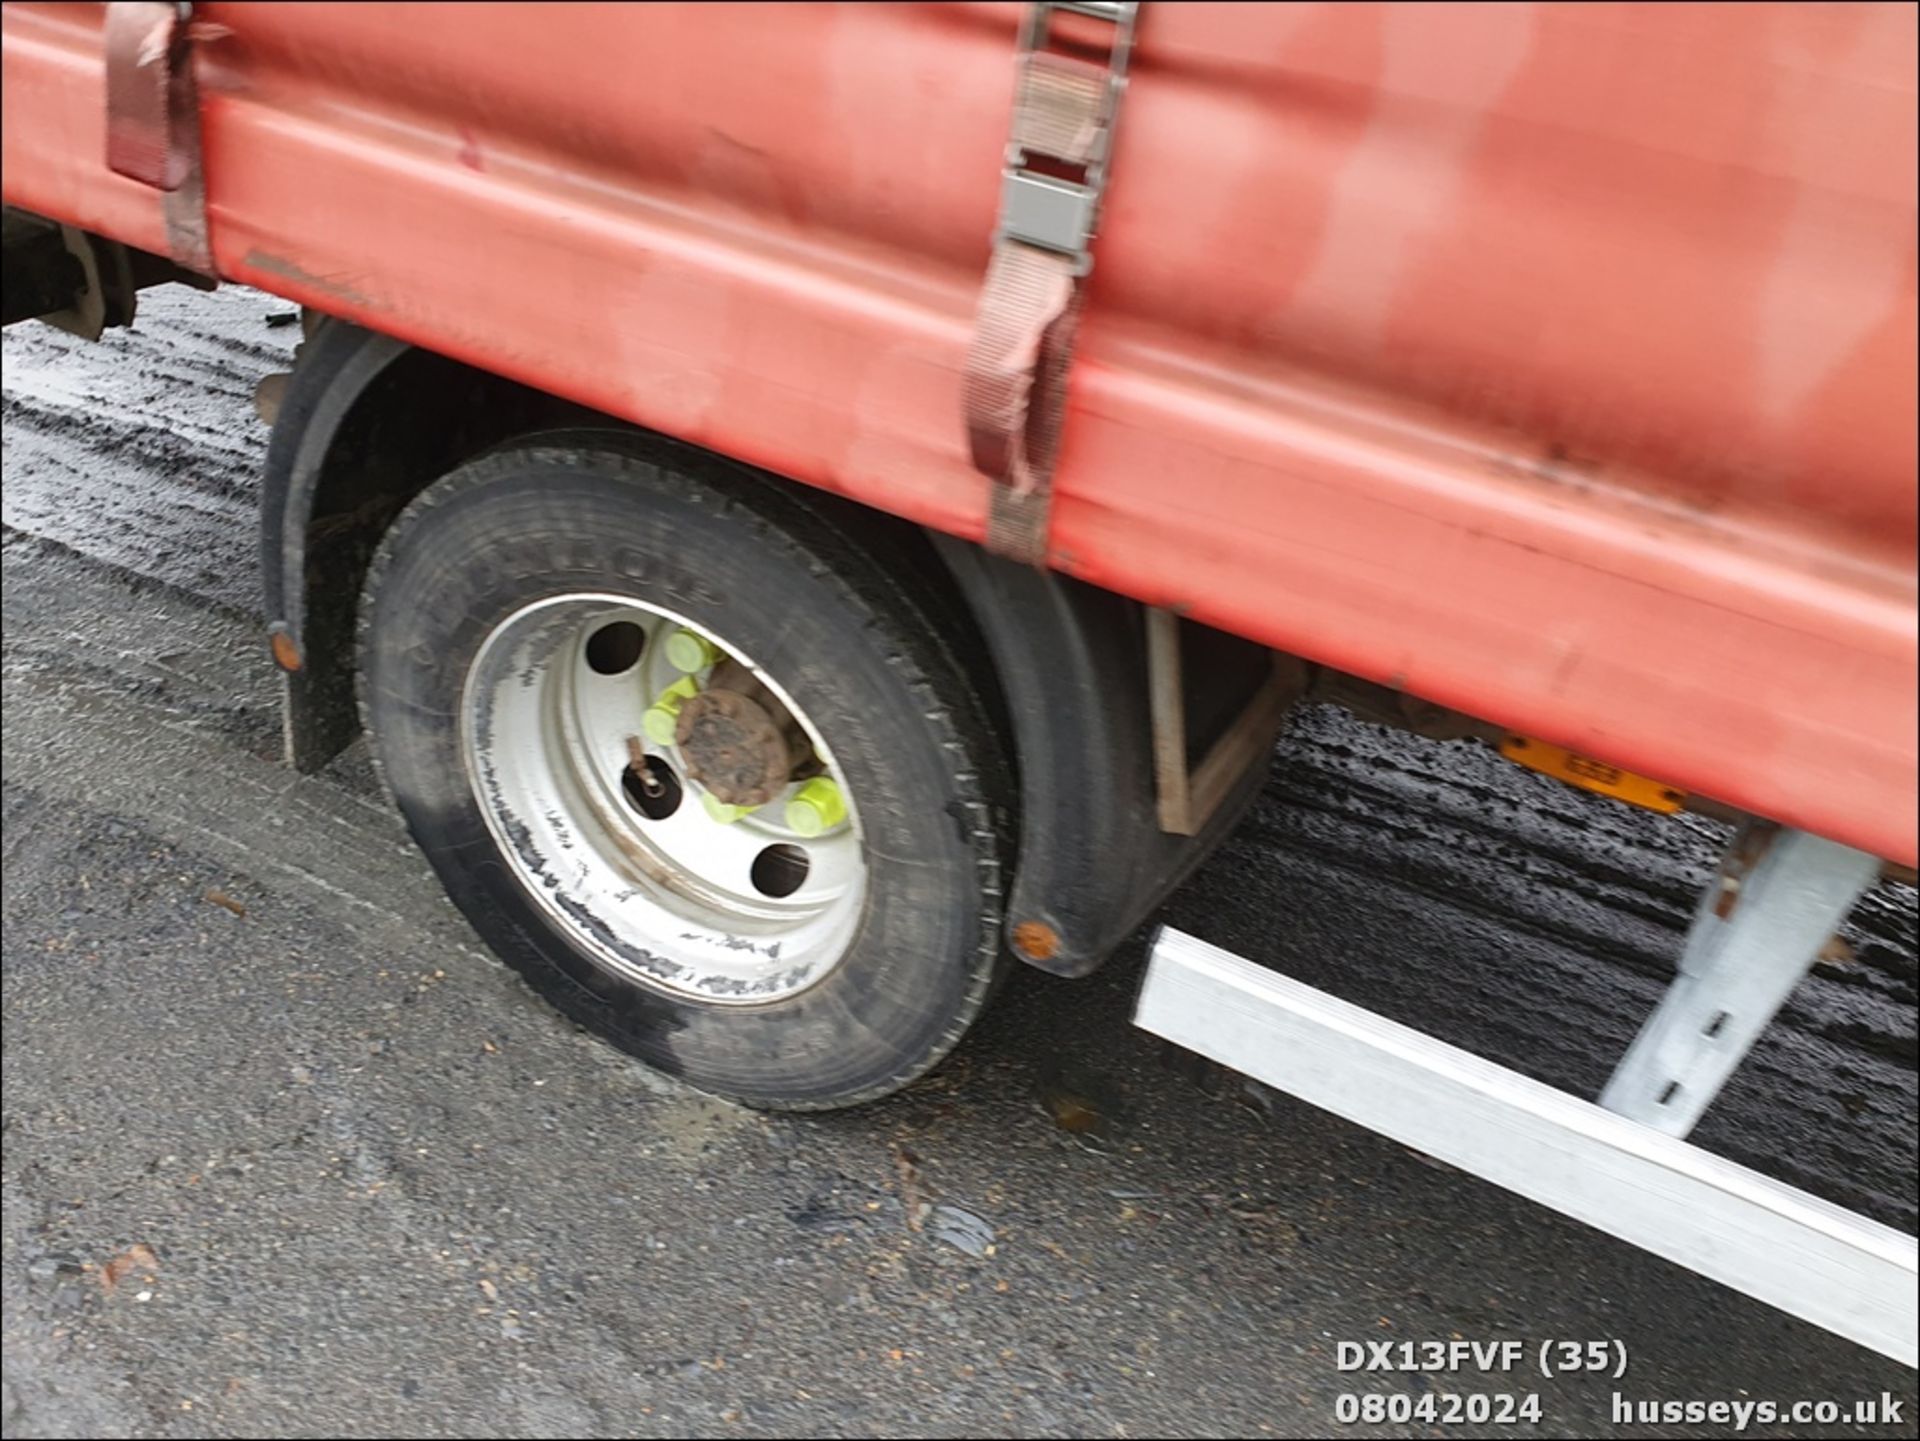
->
[676, 688, 799, 808]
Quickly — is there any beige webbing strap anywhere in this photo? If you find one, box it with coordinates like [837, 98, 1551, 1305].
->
[964, 3, 1138, 565]
[104, 0, 213, 276]
[1013, 50, 1109, 163]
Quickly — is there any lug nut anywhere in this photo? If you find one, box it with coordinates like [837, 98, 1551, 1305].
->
[784, 777, 846, 836]
[664, 628, 721, 674]
[701, 791, 756, 825]
[642, 676, 700, 746]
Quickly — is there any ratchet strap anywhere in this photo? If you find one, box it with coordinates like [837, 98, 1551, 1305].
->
[964, 2, 1138, 564]
[104, 0, 213, 275]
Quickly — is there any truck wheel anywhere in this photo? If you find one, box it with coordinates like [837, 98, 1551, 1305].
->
[358, 432, 1008, 1109]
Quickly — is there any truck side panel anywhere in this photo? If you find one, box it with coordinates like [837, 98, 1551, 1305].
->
[4, 1, 1914, 863]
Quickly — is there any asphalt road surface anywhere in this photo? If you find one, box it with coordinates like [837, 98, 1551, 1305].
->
[3, 287, 1916, 1440]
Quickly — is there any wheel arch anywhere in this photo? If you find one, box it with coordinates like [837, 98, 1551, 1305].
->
[261, 319, 613, 767]
[265, 323, 1286, 974]
[930, 538, 1288, 977]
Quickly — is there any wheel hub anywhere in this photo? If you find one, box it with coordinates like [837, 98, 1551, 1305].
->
[677, 686, 800, 807]
[461, 596, 865, 1005]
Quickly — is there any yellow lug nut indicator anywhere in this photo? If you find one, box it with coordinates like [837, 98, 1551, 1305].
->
[784, 777, 846, 836]
[700, 791, 757, 825]
[642, 675, 700, 746]
[664, 627, 721, 674]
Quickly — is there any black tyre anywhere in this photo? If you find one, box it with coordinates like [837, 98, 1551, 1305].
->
[358, 431, 1008, 1109]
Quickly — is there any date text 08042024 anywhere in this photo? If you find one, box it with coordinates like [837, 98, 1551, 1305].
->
[1335, 1393, 1545, 1427]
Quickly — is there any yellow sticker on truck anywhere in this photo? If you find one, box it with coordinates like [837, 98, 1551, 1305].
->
[1499, 736, 1686, 814]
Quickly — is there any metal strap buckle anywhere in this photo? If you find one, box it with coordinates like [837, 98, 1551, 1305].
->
[996, 0, 1138, 274]
[998, 172, 1099, 267]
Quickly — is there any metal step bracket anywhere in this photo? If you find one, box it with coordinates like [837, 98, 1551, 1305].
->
[1599, 821, 1881, 1134]
[1136, 824, 1916, 1365]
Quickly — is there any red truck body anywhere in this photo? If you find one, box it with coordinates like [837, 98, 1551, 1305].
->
[5, 0, 1915, 863]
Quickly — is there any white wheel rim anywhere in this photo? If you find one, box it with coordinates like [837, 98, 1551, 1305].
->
[461, 593, 866, 1005]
